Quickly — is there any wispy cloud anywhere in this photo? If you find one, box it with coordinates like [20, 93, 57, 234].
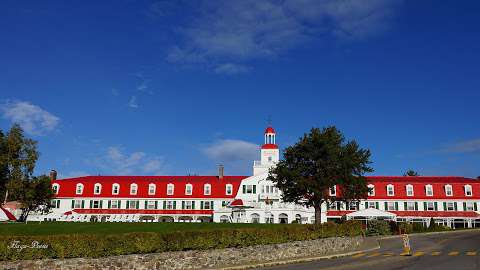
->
[0, 100, 60, 135]
[440, 139, 480, 154]
[202, 139, 259, 162]
[164, 0, 402, 73]
[214, 63, 250, 75]
[93, 146, 166, 175]
[111, 88, 119, 96]
[128, 96, 139, 108]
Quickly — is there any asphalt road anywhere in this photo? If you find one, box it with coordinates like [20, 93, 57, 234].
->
[261, 230, 480, 270]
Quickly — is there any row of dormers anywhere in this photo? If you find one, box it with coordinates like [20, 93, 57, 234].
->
[328, 183, 475, 197]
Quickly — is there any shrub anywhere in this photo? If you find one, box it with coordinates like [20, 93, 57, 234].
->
[0, 222, 364, 261]
[366, 220, 391, 236]
[398, 222, 413, 234]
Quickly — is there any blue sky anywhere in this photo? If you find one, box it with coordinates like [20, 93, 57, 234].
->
[1, 0, 479, 178]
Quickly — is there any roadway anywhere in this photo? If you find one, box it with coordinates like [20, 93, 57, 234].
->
[260, 230, 480, 270]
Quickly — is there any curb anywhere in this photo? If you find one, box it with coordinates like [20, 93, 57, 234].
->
[217, 242, 381, 270]
[379, 228, 480, 240]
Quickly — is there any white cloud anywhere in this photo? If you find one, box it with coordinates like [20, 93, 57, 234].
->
[0, 100, 60, 135]
[441, 139, 480, 154]
[214, 63, 250, 75]
[95, 146, 166, 175]
[128, 96, 139, 108]
[166, 0, 402, 72]
[203, 139, 259, 162]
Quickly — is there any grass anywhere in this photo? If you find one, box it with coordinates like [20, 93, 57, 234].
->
[0, 222, 294, 236]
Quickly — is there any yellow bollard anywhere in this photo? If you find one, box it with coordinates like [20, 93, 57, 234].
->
[400, 234, 412, 256]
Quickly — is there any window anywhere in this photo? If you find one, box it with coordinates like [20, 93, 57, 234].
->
[251, 213, 260, 223]
[204, 184, 211, 195]
[425, 185, 433, 196]
[73, 200, 83, 209]
[367, 184, 375, 196]
[127, 200, 138, 209]
[91, 200, 101, 209]
[426, 202, 435, 211]
[51, 199, 60, 208]
[183, 201, 194, 210]
[130, 184, 138, 195]
[165, 201, 175, 210]
[329, 186, 336, 196]
[202, 201, 213, 210]
[405, 202, 416, 211]
[148, 184, 156, 195]
[76, 183, 84, 195]
[185, 184, 193, 195]
[52, 184, 59, 194]
[406, 185, 414, 196]
[465, 202, 475, 211]
[112, 183, 120, 195]
[226, 184, 233, 195]
[347, 201, 358, 210]
[167, 183, 174, 195]
[329, 202, 338, 210]
[386, 202, 396, 211]
[445, 185, 453, 196]
[146, 200, 156, 210]
[367, 201, 377, 209]
[110, 200, 120, 209]
[446, 202, 455, 211]
[243, 185, 256, 194]
[94, 183, 102, 195]
[387, 184, 394, 196]
[465, 185, 473, 196]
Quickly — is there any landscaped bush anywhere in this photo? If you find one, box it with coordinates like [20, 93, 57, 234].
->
[0, 221, 364, 261]
[366, 220, 391, 236]
[398, 222, 413, 234]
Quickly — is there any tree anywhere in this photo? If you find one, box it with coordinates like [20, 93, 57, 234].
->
[404, 170, 419, 177]
[17, 175, 54, 222]
[0, 124, 39, 204]
[268, 127, 373, 224]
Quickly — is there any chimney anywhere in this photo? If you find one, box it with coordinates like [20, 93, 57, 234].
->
[50, 170, 57, 181]
[218, 165, 224, 180]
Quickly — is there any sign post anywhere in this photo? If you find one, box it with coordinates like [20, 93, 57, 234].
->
[401, 234, 411, 256]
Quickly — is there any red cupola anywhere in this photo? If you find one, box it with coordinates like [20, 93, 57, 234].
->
[262, 126, 278, 149]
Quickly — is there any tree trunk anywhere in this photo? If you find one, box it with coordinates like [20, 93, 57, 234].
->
[314, 202, 323, 224]
[19, 209, 30, 222]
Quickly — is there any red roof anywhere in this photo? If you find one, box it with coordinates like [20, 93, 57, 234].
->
[265, 127, 275, 134]
[1, 207, 17, 221]
[229, 199, 244, 207]
[72, 209, 213, 215]
[261, 143, 278, 149]
[53, 176, 246, 199]
[327, 210, 480, 218]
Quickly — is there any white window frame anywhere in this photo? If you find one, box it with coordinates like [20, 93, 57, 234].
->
[347, 201, 357, 210]
[425, 185, 433, 196]
[203, 201, 213, 210]
[146, 200, 156, 210]
[204, 184, 211, 195]
[406, 202, 416, 211]
[52, 183, 60, 194]
[112, 183, 120, 195]
[367, 201, 376, 209]
[387, 184, 395, 196]
[185, 184, 193, 195]
[329, 186, 337, 196]
[445, 185, 453, 196]
[76, 183, 84, 195]
[166, 201, 175, 209]
[130, 183, 138, 195]
[465, 185, 473, 196]
[465, 202, 474, 211]
[406, 184, 414, 196]
[110, 200, 120, 209]
[426, 202, 435, 211]
[367, 184, 375, 196]
[91, 200, 101, 209]
[167, 183, 174, 195]
[148, 183, 156, 195]
[446, 202, 455, 211]
[94, 183, 102, 195]
[184, 201, 193, 209]
[386, 202, 396, 211]
[226, 184, 233, 195]
[73, 199, 82, 209]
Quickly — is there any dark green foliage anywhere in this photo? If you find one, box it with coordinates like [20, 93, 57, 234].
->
[366, 220, 391, 236]
[0, 222, 364, 261]
[398, 222, 413, 234]
[268, 127, 373, 223]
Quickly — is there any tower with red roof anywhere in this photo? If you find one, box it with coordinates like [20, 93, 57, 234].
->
[253, 126, 280, 175]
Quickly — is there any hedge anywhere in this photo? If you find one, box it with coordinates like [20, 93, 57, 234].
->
[0, 221, 363, 261]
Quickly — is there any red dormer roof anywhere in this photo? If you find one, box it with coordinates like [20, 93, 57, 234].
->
[261, 143, 278, 149]
[265, 126, 275, 134]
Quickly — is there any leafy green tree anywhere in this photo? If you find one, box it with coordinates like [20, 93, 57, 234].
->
[0, 124, 39, 204]
[17, 175, 54, 222]
[268, 127, 373, 224]
[404, 170, 419, 177]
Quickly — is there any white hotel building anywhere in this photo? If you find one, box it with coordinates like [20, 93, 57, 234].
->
[37, 126, 480, 228]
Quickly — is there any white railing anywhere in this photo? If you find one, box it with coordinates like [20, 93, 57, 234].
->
[253, 160, 262, 166]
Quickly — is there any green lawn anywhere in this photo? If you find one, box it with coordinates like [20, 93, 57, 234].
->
[0, 222, 292, 236]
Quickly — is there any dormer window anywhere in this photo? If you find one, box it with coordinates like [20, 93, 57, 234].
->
[387, 184, 394, 196]
[130, 183, 138, 195]
[94, 183, 102, 195]
[367, 184, 375, 196]
[112, 183, 120, 195]
[76, 183, 84, 195]
[406, 185, 414, 196]
[329, 186, 336, 196]
[185, 184, 193, 195]
[167, 183, 174, 195]
[465, 185, 473, 196]
[204, 184, 211, 195]
[445, 185, 453, 196]
[226, 184, 233, 195]
[425, 185, 433, 196]
[52, 183, 60, 194]
[148, 183, 156, 195]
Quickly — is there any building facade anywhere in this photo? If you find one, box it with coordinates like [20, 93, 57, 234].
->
[35, 126, 480, 228]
